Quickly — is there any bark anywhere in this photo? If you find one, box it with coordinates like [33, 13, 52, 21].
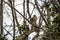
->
[0, 0, 3, 40]
[8, 0, 15, 40]
[0, 0, 3, 35]
[27, 0, 31, 19]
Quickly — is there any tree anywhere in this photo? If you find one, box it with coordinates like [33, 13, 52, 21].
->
[0, 0, 60, 40]
[0, 0, 3, 39]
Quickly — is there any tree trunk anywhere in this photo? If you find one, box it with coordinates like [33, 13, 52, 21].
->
[0, 0, 3, 35]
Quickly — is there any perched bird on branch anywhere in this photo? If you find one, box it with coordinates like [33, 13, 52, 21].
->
[30, 15, 37, 30]
[30, 15, 37, 25]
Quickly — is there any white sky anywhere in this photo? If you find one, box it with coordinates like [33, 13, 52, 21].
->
[3, 0, 44, 40]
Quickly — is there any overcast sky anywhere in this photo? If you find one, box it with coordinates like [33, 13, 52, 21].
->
[3, 0, 44, 40]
